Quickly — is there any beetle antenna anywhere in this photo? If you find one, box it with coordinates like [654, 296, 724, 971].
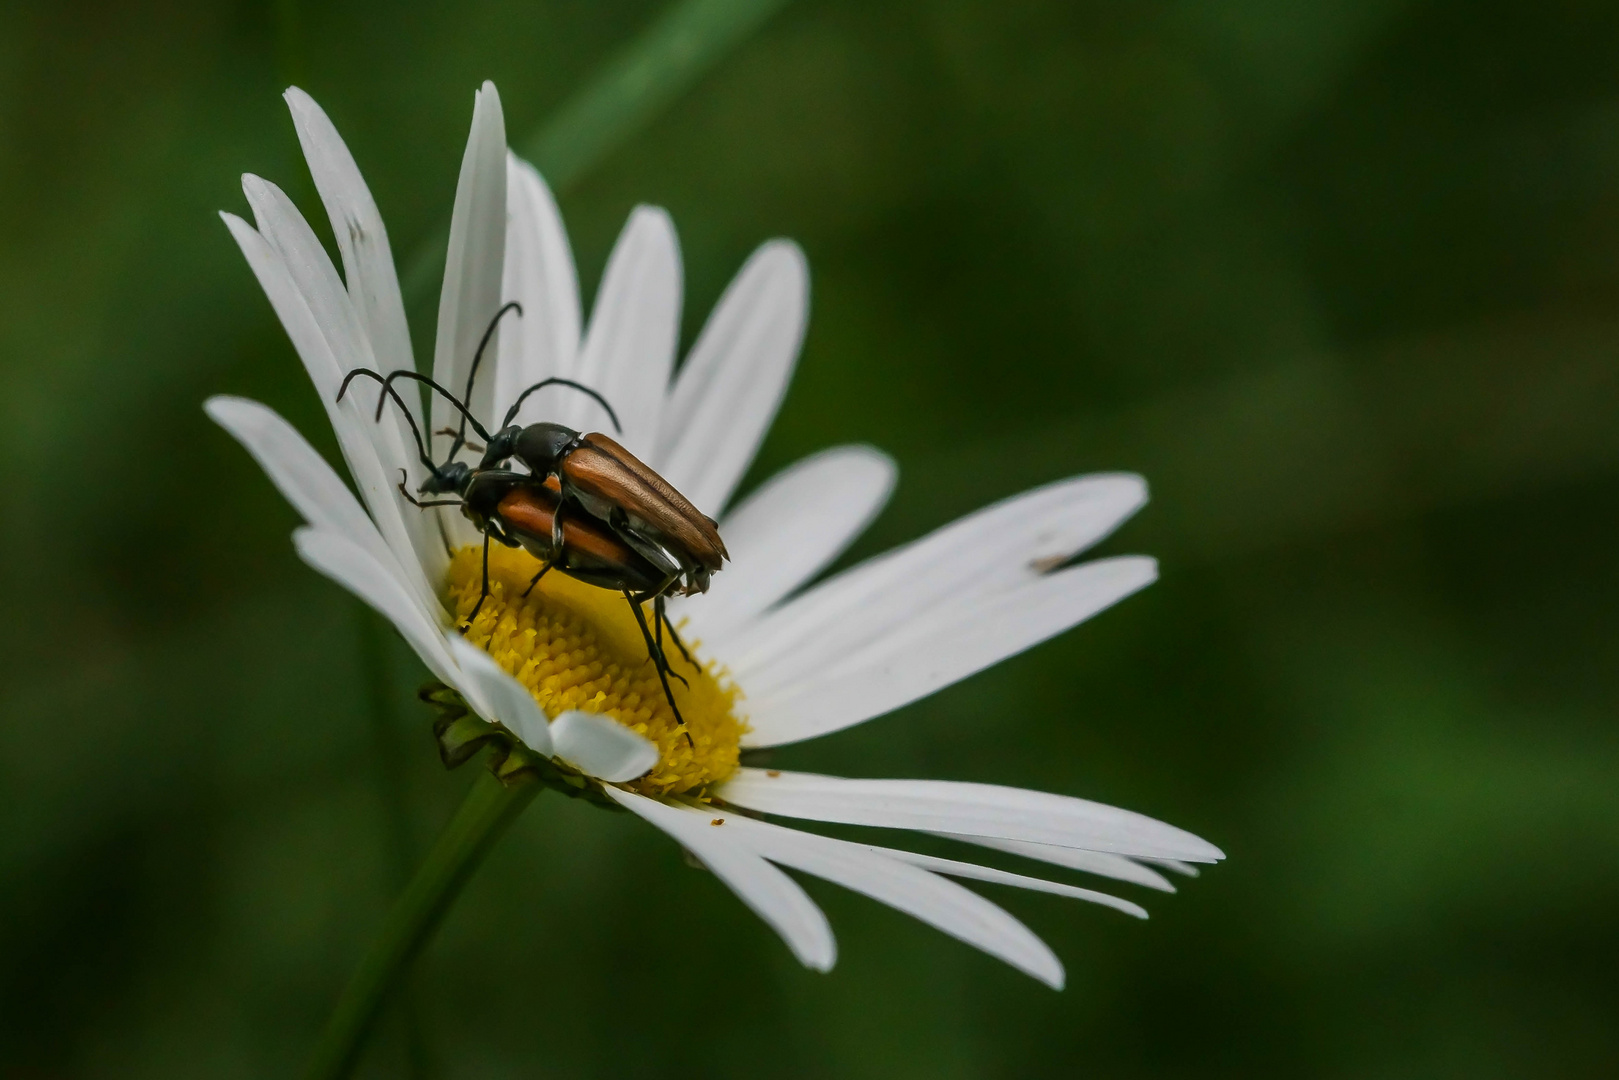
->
[502, 377, 622, 434]
[338, 367, 438, 475]
[377, 370, 494, 445]
[456, 302, 524, 455]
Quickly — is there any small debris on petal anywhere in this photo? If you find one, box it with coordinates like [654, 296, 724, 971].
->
[767, 769, 781, 778]
[710, 818, 724, 826]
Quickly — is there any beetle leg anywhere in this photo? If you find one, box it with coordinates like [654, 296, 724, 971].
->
[463, 531, 493, 630]
[642, 579, 689, 688]
[521, 560, 552, 598]
[649, 597, 689, 689]
[656, 595, 695, 668]
[432, 427, 485, 453]
[623, 589, 695, 748]
[630, 587, 687, 689]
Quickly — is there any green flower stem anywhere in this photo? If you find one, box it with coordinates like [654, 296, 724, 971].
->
[401, 0, 792, 302]
[356, 606, 436, 1077]
[303, 771, 541, 1080]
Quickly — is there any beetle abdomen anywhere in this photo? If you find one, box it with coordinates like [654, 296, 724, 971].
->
[567, 434, 728, 572]
[495, 485, 666, 594]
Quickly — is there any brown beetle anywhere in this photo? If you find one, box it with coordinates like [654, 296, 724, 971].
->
[376, 356, 729, 600]
[483, 423, 728, 597]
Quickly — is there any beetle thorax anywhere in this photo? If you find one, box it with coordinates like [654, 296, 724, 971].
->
[514, 422, 579, 471]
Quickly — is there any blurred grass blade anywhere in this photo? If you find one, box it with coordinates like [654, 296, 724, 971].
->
[402, 0, 791, 303]
[520, 0, 790, 190]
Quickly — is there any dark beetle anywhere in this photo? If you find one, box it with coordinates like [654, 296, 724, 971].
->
[479, 423, 726, 597]
[386, 372, 728, 598]
[378, 300, 727, 600]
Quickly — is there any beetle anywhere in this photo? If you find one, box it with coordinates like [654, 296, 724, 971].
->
[368, 301, 727, 600]
[378, 378, 728, 601]
[487, 422, 725, 597]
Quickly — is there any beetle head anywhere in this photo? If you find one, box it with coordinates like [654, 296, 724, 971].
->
[420, 460, 472, 496]
[514, 422, 580, 473]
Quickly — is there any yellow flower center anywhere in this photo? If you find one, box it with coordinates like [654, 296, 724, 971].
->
[446, 544, 746, 796]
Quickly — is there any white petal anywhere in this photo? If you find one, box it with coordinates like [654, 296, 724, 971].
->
[222, 209, 343, 395]
[685, 805, 1063, 989]
[241, 173, 373, 380]
[221, 211, 443, 602]
[653, 240, 808, 514]
[716, 769, 1226, 863]
[283, 88, 416, 393]
[548, 711, 657, 782]
[604, 787, 835, 972]
[569, 206, 680, 461]
[493, 154, 582, 428]
[204, 395, 444, 623]
[431, 82, 508, 487]
[282, 89, 430, 539]
[865, 845, 1147, 919]
[1141, 858, 1201, 878]
[671, 446, 896, 642]
[294, 527, 457, 687]
[936, 834, 1177, 893]
[443, 635, 551, 756]
[240, 171, 425, 514]
[742, 556, 1158, 747]
[717, 474, 1149, 687]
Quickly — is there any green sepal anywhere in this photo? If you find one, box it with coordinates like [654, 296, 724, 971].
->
[418, 682, 626, 811]
[420, 684, 503, 770]
[439, 715, 502, 769]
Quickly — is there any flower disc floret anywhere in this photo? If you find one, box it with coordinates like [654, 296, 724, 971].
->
[447, 544, 745, 795]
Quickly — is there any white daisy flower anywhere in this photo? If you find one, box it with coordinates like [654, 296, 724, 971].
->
[208, 82, 1223, 990]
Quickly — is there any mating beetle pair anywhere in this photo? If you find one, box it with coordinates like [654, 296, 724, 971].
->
[338, 303, 727, 740]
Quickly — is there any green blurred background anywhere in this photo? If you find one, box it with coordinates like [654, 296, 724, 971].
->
[3, 0, 1618, 1076]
